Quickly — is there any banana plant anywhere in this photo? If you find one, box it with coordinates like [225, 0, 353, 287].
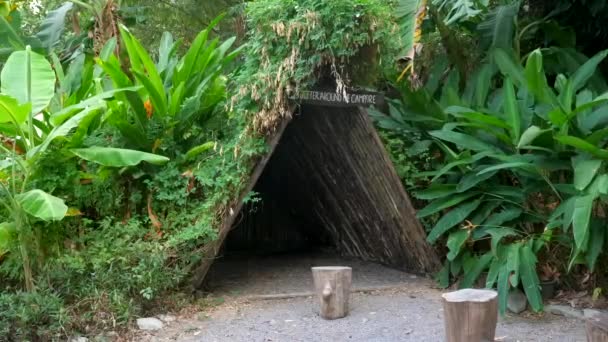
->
[0, 47, 169, 291]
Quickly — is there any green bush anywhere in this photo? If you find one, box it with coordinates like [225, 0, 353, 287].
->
[0, 289, 68, 341]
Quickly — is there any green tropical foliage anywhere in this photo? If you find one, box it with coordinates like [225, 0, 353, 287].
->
[374, 43, 608, 312]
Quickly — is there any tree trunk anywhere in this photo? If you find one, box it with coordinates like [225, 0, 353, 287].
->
[587, 312, 608, 342]
[442, 289, 498, 342]
[312, 266, 352, 320]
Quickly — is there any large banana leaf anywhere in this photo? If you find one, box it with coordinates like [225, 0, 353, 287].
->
[0, 47, 56, 114]
[35, 2, 73, 50]
[71, 147, 170, 167]
[16, 189, 68, 222]
[0, 15, 24, 50]
[28, 105, 104, 158]
[0, 94, 29, 124]
[396, 0, 425, 60]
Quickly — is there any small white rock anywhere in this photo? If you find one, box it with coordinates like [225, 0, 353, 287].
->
[157, 314, 176, 322]
[70, 337, 88, 342]
[137, 317, 164, 331]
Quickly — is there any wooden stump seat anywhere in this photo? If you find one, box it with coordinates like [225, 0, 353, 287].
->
[311, 266, 352, 320]
[442, 288, 498, 342]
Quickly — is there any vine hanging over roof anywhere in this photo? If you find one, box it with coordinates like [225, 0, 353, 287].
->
[232, 0, 400, 133]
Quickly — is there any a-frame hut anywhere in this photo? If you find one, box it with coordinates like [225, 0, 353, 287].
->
[190, 0, 440, 288]
[191, 90, 440, 289]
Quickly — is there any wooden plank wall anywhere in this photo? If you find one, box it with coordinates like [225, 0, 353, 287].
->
[258, 104, 440, 273]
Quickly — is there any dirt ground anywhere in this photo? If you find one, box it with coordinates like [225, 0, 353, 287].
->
[136, 253, 587, 342]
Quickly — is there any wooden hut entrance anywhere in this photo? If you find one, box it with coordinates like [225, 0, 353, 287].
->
[192, 100, 439, 289]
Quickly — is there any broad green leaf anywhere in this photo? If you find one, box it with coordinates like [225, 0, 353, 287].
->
[572, 49, 608, 92]
[556, 135, 608, 159]
[0, 16, 24, 50]
[175, 14, 224, 84]
[525, 49, 556, 106]
[414, 184, 458, 200]
[586, 219, 604, 271]
[476, 227, 519, 255]
[445, 106, 509, 129]
[16, 189, 68, 222]
[169, 81, 186, 116]
[457, 169, 497, 192]
[494, 49, 526, 87]
[71, 147, 169, 167]
[517, 125, 549, 148]
[447, 230, 469, 261]
[1, 47, 56, 114]
[120, 26, 167, 115]
[50, 86, 141, 126]
[506, 243, 521, 287]
[437, 261, 450, 289]
[430, 155, 477, 181]
[460, 252, 493, 288]
[430, 130, 501, 153]
[486, 258, 500, 288]
[0, 94, 30, 124]
[485, 207, 522, 228]
[416, 192, 480, 218]
[548, 108, 567, 126]
[28, 105, 103, 158]
[185, 141, 216, 160]
[427, 199, 482, 243]
[573, 158, 602, 191]
[503, 78, 521, 144]
[470, 201, 501, 226]
[476, 162, 535, 175]
[133, 70, 168, 116]
[0, 221, 15, 254]
[478, 3, 518, 51]
[572, 195, 594, 251]
[35, 2, 73, 50]
[519, 245, 543, 312]
[497, 264, 510, 314]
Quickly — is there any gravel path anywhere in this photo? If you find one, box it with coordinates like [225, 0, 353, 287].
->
[143, 288, 585, 342]
[136, 253, 586, 341]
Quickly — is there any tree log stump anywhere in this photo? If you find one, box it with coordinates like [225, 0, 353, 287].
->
[587, 311, 608, 342]
[442, 289, 498, 342]
[311, 266, 352, 320]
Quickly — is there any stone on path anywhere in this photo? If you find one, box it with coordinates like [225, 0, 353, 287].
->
[546, 304, 583, 319]
[507, 289, 527, 314]
[157, 314, 176, 322]
[137, 317, 164, 331]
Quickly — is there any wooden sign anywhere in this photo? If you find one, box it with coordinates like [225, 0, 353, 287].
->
[289, 88, 384, 108]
